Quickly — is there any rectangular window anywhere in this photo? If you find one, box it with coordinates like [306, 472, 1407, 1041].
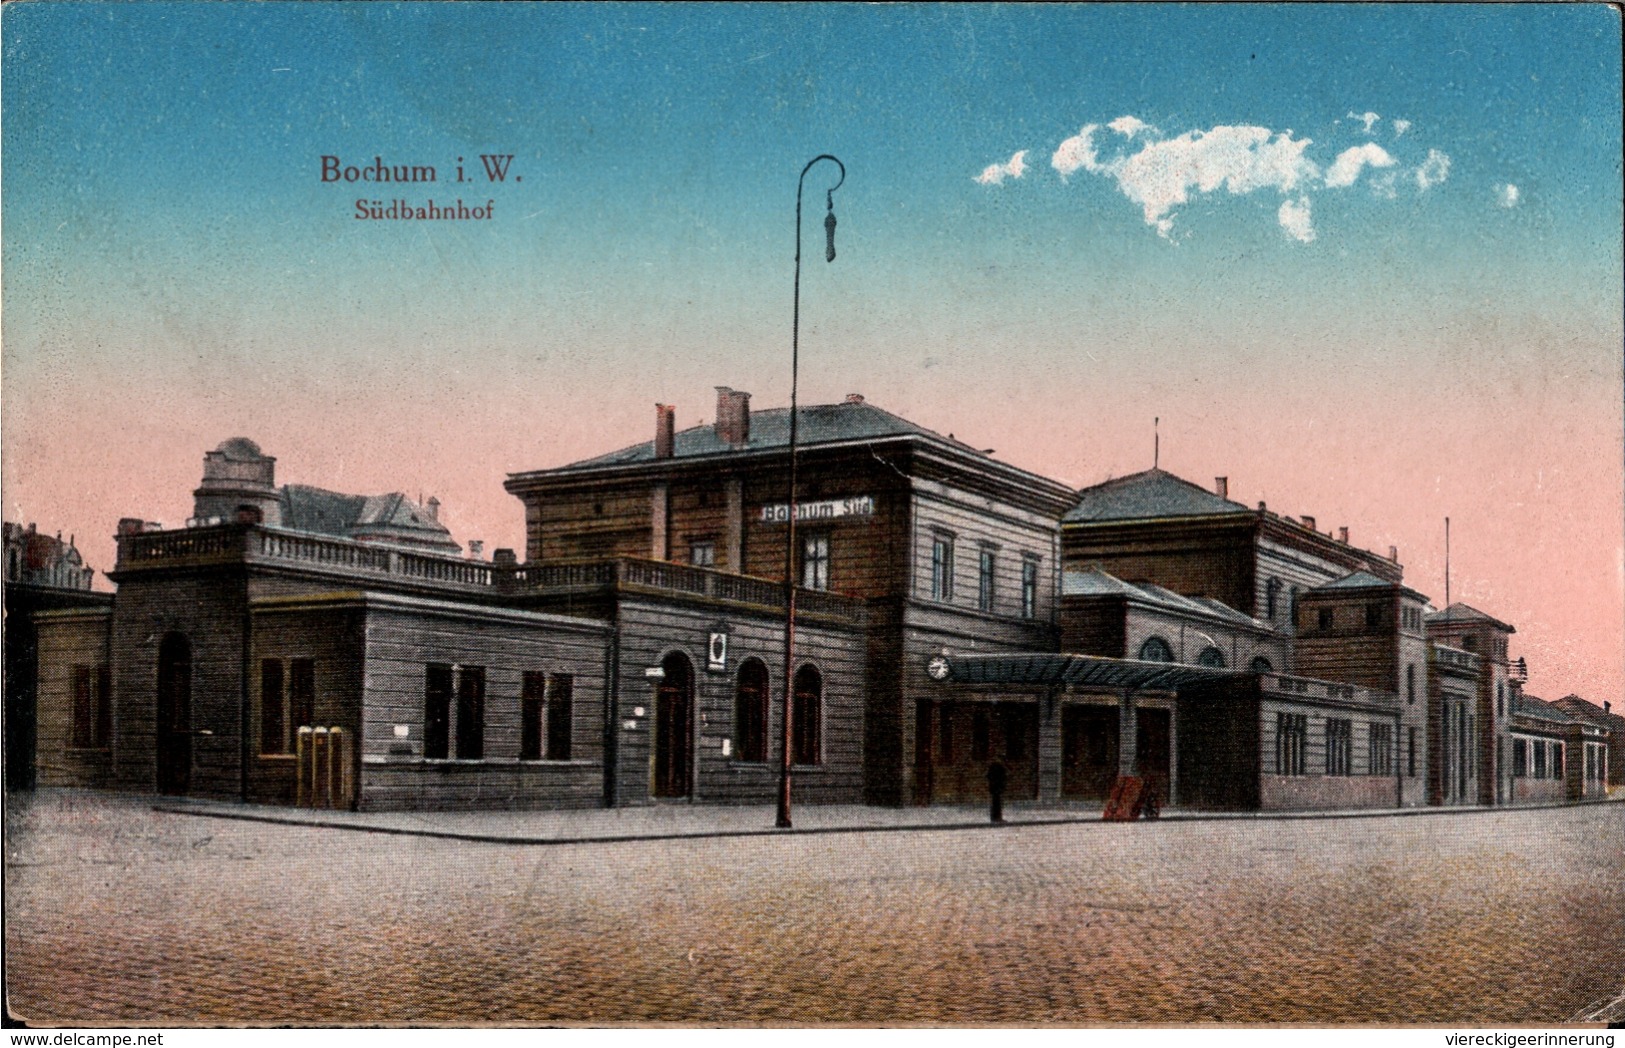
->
[1021, 558, 1039, 620]
[1512, 737, 1527, 778]
[1552, 742, 1563, 780]
[456, 666, 485, 760]
[424, 663, 453, 760]
[520, 671, 546, 761]
[71, 665, 93, 749]
[1408, 726, 1418, 778]
[546, 673, 573, 761]
[1533, 738, 1546, 779]
[800, 533, 830, 591]
[1369, 722, 1393, 776]
[977, 548, 996, 613]
[931, 535, 955, 602]
[1317, 608, 1334, 631]
[1326, 718, 1352, 776]
[1365, 602, 1385, 630]
[94, 666, 111, 749]
[1276, 713, 1307, 776]
[288, 658, 315, 734]
[690, 541, 716, 568]
[260, 659, 286, 755]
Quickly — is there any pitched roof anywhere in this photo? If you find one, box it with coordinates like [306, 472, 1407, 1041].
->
[280, 485, 456, 550]
[560, 400, 950, 470]
[1063, 468, 1251, 524]
[1514, 693, 1574, 726]
[1315, 570, 1394, 591]
[1062, 568, 1271, 631]
[1551, 695, 1625, 731]
[1427, 602, 1516, 633]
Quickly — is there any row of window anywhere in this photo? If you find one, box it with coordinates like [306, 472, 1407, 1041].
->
[1275, 714, 1404, 777]
[929, 533, 1040, 619]
[1511, 737, 1564, 780]
[1135, 636, 1274, 672]
[70, 664, 112, 750]
[732, 661, 822, 765]
[260, 658, 315, 756]
[423, 665, 574, 762]
[934, 706, 1028, 765]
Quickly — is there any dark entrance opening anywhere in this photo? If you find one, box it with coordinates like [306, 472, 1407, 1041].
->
[156, 633, 192, 795]
[927, 700, 1038, 804]
[653, 652, 693, 798]
[1062, 705, 1120, 799]
[1136, 706, 1172, 808]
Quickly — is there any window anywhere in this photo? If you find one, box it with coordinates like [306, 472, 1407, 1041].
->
[971, 708, 990, 762]
[1326, 718, 1353, 776]
[1406, 664, 1416, 706]
[1276, 713, 1307, 775]
[1138, 636, 1174, 663]
[1265, 578, 1280, 620]
[690, 541, 716, 568]
[1369, 723, 1393, 776]
[1459, 634, 1477, 652]
[289, 659, 315, 737]
[73, 665, 110, 749]
[546, 674, 573, 760]
[1250, 655, 1274, 673]
[931, 534, 954, 602]
[977, 548, 996, 613]
[734, 660, 769, 763]
[1317, 607, 1334, 631]
[456, 666, 485, 760]
[520, 672, 546, 761]
[1512, 737, 1527, 778]
[1197, 647, 1226, 669]
[1552, 742, 1564, 779]
[800, 533, 830, 591]
[791, 665, 822, 765]
[1021, 558, 1039, 620]
[1532, 737, 1546, 778]
[1408, 726, 1418, 778]
[1496, 681, 1504, 718]
[260, 659, 286, 755]
[1365, 602, 1385, 630]
[424, 664, 453, 760]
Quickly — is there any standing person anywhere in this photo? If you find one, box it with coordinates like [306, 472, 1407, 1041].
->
[986, 759, 1008, 824]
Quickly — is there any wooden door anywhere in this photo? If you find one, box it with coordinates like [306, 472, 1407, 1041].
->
[654, 654, 692, 798]
[156, 634, 192, 795]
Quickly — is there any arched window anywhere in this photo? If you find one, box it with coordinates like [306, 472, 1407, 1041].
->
[1197, 647, 1227, 669]
[1249, 655, 1274, 673]
[792, 664, 823, 766]
[734, 659, 769, 763]
[1138, 636, 1174, 663]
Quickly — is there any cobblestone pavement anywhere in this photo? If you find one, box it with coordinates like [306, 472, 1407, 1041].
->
[5, 790, 1622, 1026]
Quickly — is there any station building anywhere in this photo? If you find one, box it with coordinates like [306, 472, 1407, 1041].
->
[20, 389, 1614, 814]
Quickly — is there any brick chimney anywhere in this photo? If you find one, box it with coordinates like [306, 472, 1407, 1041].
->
[1338, 526, 1349, 544]
[654, 403, 676, 459]
[714, 387, 750, 446]
[1301, 515, 1316, 532]
[845, 393, 865, 404]
[1214, 476, 1228, 499]
[425, 497, 440, 523]
[1389, 545, 1399, 562]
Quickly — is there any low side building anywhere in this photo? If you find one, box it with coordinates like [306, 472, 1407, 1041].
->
[1508, 690, 1573, 805]
[1552, 694, 1622, 793]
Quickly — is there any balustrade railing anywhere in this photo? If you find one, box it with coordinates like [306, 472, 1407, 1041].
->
[1262, 671, 1393, 707]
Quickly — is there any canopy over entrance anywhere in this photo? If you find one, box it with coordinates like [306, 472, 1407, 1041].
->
[934, 653, 1241, 692]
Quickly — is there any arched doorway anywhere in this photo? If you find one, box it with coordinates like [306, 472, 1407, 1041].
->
[156, 633, 192, 795]
[654, 652, 693, 798]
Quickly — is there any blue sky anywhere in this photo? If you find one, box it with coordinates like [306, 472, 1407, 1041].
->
[3, 3, 1621, 700]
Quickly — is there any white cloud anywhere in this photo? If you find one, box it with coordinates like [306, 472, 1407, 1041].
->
[1107, 115, 1153, 139]
[1348, 111, 1381, 134]
[974, 149, 1029, 186]
[1392, 119, 1412, 138]
[1051, 125, 1103, 179]
[1077, 122, 1318, 238]
[1371, 171, 1399, 200]
[1416, 148, 1451, 190]
[1325, 143, 1397, 188]
[1278, 196, 1315, 242]
[1497, 183, 1520, 208]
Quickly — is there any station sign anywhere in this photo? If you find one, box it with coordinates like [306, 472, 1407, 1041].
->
[758, 495, 875, 524]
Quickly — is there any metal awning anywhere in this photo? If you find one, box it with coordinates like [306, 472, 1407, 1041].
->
[938, 653, 1239, 691]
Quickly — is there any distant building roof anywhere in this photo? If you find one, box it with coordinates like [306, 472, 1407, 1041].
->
[1551, 695, 1625, 732]
[1063, 469, 1251, 524]
[3, 522, 95, 590]
[1309, 570, 1429, 603]
[1514, 693, 1574, 726]
[279, 485, 457, 553]
[559, 399, 961, 470]
[1427, 602, 1516, 634]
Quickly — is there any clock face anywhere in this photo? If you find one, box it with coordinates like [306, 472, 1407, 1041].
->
[926, 655, 950, 681]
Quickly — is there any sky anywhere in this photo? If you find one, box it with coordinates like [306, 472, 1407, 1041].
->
[3, 3, 1621, 705]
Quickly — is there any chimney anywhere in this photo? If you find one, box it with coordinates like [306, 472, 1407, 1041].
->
[1214, 476, 1228, 499]
[1258, 501, 1266, 512]
[654, 403, 676, 459]
[1338, 526, 1349, 544]
[117, 517, 146, 536]
[425, 497, 440, 523]
[1301, 515, 1316, 532]
[1389, 545, 1399, 562]
[492, 548, 518, 568]
[467, 540, 485, 560]
[845, 393, 865, 404]
[714, 387, 750, 446]
[1606, 701, 1612, 714]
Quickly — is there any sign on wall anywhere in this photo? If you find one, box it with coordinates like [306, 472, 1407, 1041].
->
[758, 495, 875, 524]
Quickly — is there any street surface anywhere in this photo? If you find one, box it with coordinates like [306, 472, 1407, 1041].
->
[5, 790, 1622, 1025]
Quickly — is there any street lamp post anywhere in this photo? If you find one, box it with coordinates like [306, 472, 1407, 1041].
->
[778, 154, 845, 830]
